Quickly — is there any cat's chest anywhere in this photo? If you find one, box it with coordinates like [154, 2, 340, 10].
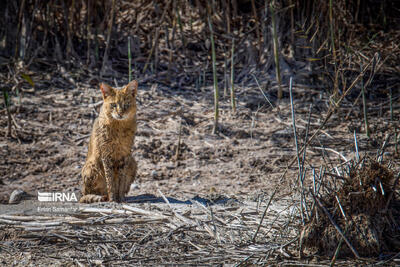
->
[107, 127, 134, 147]
[111, 126, 133, 139]
[97, 124, 135, 152]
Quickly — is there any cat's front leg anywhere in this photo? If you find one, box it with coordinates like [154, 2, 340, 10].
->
[102, 157, 116, 201]
[117, 156, 137, 202]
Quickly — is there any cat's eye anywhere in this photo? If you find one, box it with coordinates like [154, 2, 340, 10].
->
[124, 103, 130, 109]
[110, 103, 116, 108]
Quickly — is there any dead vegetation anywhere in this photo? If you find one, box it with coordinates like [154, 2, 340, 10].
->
[1, 0, 400, 265]
[301, 158, 400, 258]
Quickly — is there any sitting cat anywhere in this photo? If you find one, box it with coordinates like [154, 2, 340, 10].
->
[80, 81, 138, 203]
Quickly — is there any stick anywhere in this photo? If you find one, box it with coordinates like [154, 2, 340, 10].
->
[128, 36, 132, 82]
[289, 77, 301, 175]
[251, 189, 276, 243]
[252, 74, 273, 109]
[313, 194, 360, 258]
[230, 37, 236, 112]
[289, 77, 305, 224]
[277, 55, 376, 183]
[208, 12, 219, 134]
[142, 0, 171, 74]
[3, 89, 12, 137]
[354, 130, 360, 161]
[86, 0, 91, 66]
[384, 173, 400, 212]
[360, 63, 370, 138]
[100, 0, 116, 78]
[271, 1, 282, 100]
[122, 205, 167, 219]
[175, 117, 182, 162]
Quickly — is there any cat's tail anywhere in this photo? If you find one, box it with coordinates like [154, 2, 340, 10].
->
[79, 194, 108, 203]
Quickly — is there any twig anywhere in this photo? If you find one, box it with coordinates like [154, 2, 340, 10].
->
[289, 77, 301, 176]
[86, 0, 91, 66]
[3, 89, 12, 137]
[252, 74, 273, 109]
[276, 53, 376, 185]
[100, 0, 116, 78]
[384, 172, 400, 212]
[313, 147, 348, 162]
[289, 77, 305, 224]
[128, 36, 132, 82]
[390, 88, 398, 154]
[230, 37, 236, 112]
[251, 190, 276, 243]
[207, 203, 220, 243]
[142, 0, 171, 74]
[175, 117, 182, 162]
[360, 63, 370, 138]
[122, 205, 167, 219]
[377, 133, 391, 162]
[335, 195, 347, 220]
[313, 193, 360, 259]
[234, 254, 254, 267]
[330, 224, 351, 267]
[208, 11, 219, 134]
[271, 1, 282, 100]
[354, 130, 360, 161]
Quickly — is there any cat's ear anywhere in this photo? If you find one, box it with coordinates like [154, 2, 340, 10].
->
[125, 80, 138, 97]
[100, 83, 114, 99]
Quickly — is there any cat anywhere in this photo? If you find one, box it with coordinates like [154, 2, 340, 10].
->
[80, 81, 138, 203]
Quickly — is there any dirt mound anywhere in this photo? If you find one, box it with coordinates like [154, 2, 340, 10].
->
[301, 159, 400, 258]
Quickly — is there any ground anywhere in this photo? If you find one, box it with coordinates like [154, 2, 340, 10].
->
[0, 74, 399, 265]
[3, 76, 395, 202]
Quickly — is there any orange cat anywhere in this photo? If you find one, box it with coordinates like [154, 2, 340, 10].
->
[80, 81, 138, 203]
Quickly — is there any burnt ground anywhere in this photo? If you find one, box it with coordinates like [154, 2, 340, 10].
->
[0, 74, 398, 203]
[1, 73, 400, 265]
[1, 74, 398, 204]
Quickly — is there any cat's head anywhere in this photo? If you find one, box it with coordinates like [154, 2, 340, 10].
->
[99, 80, 137, 121]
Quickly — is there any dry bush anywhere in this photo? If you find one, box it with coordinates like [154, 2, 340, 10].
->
[301, 159, 400, 258]
[0, 0, 398, 89]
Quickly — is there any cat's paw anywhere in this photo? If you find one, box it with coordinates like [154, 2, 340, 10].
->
[108, 193, 116, 202]
[114, 195, 125, 203]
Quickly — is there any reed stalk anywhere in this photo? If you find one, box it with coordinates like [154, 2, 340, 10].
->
[224, 57, 228, 97]
[289, 77, 304, 223]
[329, 0, 339, 99]
[128, 36, 132, 82]
[176, 1, 186, 47]
[14, 0, 26, 59]
[251, 0, 261, 54]
[271, 1, 282, 100]
[95, 26, 99, 63]
[100, 0, 116, 77]
[208, 14, 219, 134]
[86, 0, 91, 66]
[329, 0, 336, 61]
[3, 89, 12, 137]
[230, 38, 236, 113]
[360, 64, 370, 138]
[390, 88, 397, 154]
[143, 0, 171, 74]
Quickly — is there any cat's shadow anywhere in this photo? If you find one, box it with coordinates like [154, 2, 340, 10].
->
[124, 194, 236, 206]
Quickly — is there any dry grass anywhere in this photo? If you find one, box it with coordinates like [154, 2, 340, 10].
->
[1, 0, 400, 265]
[301, 158, 400, 258]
